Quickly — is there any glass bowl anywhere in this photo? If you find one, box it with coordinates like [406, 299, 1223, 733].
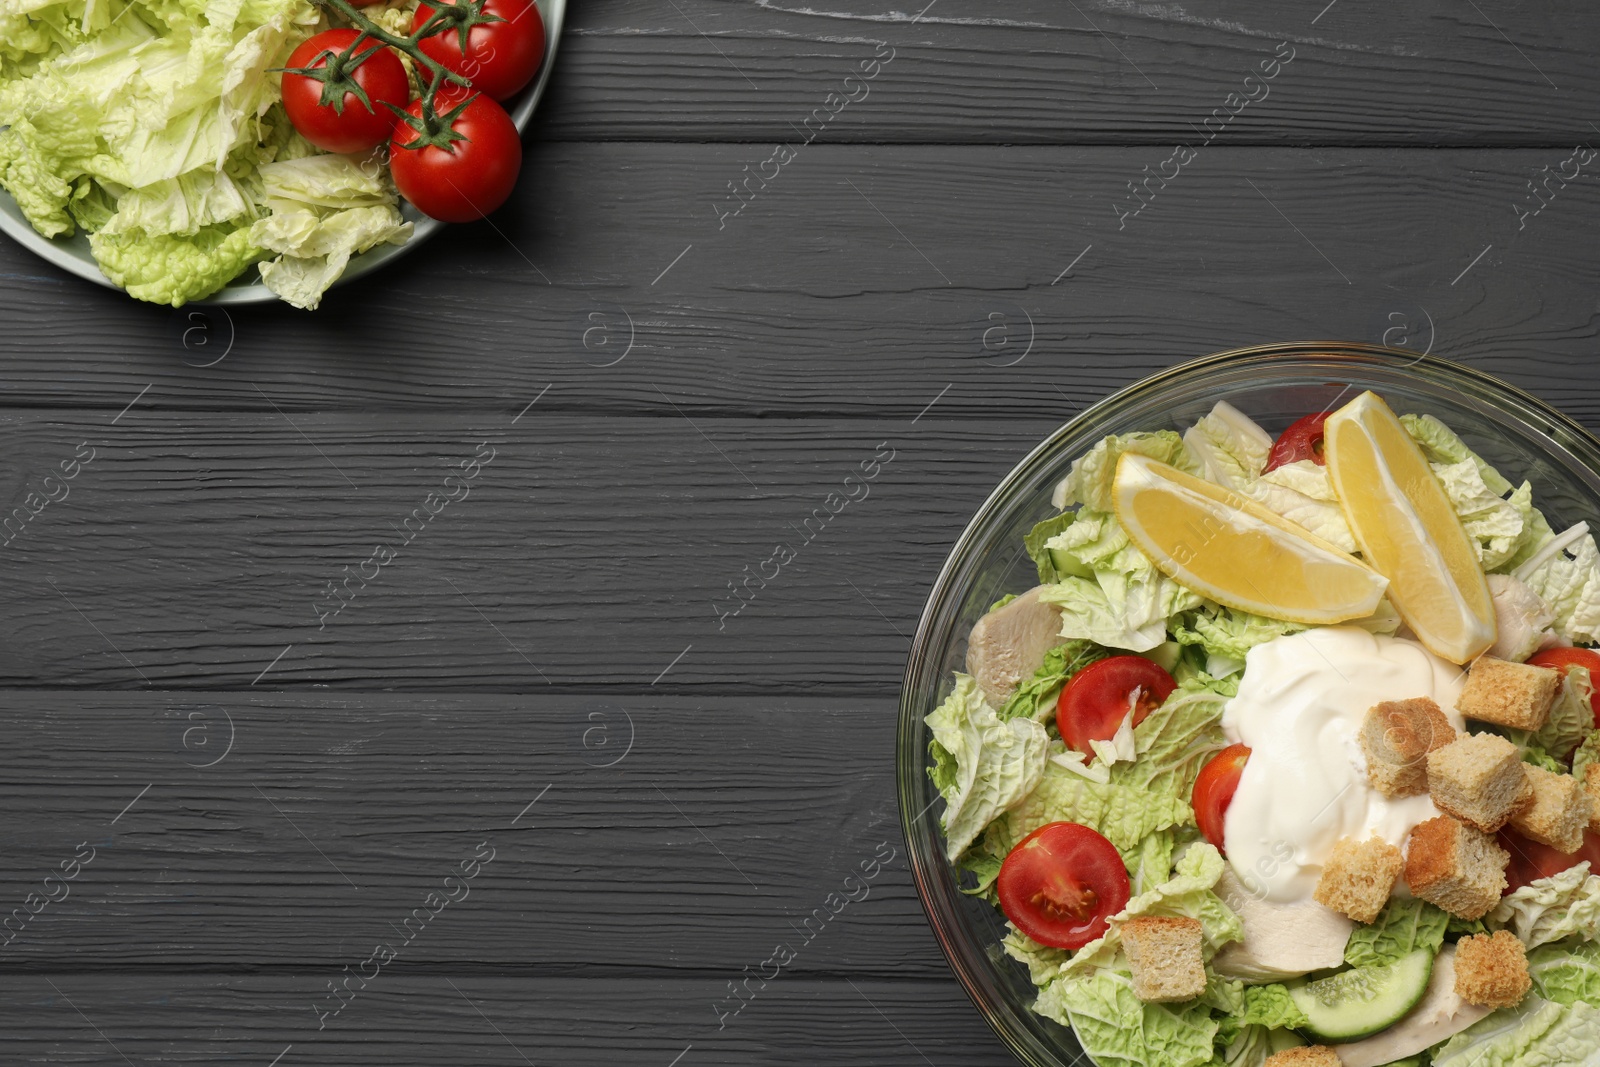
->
[896, 341, 1600, 1066]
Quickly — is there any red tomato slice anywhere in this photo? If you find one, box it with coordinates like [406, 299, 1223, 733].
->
[1527, 647, 1600, 730]
[1193, 744, 1250, 854]
[1056, 656, 1177, 759]
[1499, 825, 1600, 893]
[1263, 411, 1331, 473]
[997, 822, 1131, 949]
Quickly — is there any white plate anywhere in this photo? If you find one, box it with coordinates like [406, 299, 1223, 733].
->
[0, 0, 566, 306]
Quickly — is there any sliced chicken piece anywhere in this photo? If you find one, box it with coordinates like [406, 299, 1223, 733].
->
[1210, 869, 1355, 981]
[1332, 945, 1491, 1067]
[1486, 573, 1558, 662]
[965, 586, 1065, 709]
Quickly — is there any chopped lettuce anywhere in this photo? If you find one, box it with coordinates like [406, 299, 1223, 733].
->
[1033, 968, 1219, 1067]
[1181, 400, 1271, 491]
[996, 639, 1109, 722]
[1517, 524, 1600, 645]
[1237, 983, 1308, 1030]
[1037, 510, 1204, 652]
[1431, 997, 1600, 1067]
[1344, 897, 1450, 967]
[1050, 430, 1200, 512]
[1528, 938, 1600, 1006]
[1024, 512, 1084, 584]
[1506, 666, 1594, 767]
[1246, 459, 1358, 552]
[1001, 924, 1074, 987]
[977, 689, 1226, 866]
[1490, 862, 1600, 948]
[1170, 605, 1306, 663]
[1063, 842, 1242, 978]
[87, 222, 262, 306]
[924, 674, 1050, 861]
[1573, 729, 1600, 781]
[250, 155, 412, 310]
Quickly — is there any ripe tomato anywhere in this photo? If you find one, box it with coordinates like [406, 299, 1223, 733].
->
[1499, 825, 1600, 893]
[998, 822, 1131, 949]
[1194, 744, 1251, 853]
[1264, 411, 1331, 473]
[1056, 655, 1177, 758]
[281, 30, 410, 154]
[414, 0, 547, 102]
[1527, 647, 1600, 729]
[389, 92, 522, 223]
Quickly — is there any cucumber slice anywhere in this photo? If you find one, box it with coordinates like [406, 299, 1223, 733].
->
[1287, 947, 1435, 1043]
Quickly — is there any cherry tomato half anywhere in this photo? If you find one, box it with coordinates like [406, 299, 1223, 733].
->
[1527, 647, 1600, 730]
[1499, 825, 1600, 893]
[1194, 744, 1251, 854]
[281, 30, 410, 154]
[998, 822, 1131, 949]
[415, 0, 547, 101]
[389, 91, 522, 223]
[1056, 655, 1177, 759]
[1264, 411, 1331, 473]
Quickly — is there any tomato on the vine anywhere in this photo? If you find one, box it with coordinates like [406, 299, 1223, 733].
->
[1055, 655, 1177, 759]
[414, 0, 547, 102]
[281, 30, 410, 154]
[997, 822, 1130, 950]
[389, 91, 522, 223]
[1264, 411, 1331, 473]
[1527, 647, 1600, 730]
[1193, 744, 1250, 853]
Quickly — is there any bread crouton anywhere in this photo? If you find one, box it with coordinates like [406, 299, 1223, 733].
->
[1314, 836, 1405, 923]
[1360, 697, 1457, 797]
[1405, 815, 1509, 920]
[1457, 656, 1560, 731]
[1585, 763, 1600, 833]
[1509, 764, 1593, 853]
[1427, 732, 1532, 832]
[1122, 915, 1206, 1003]
[1263, 1048, 1341, 1067]
[1454, 930, 1531, 1009]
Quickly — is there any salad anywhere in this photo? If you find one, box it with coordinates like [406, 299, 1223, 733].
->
[928, 389, 1600, 1067]
[0, 0, 544, 308]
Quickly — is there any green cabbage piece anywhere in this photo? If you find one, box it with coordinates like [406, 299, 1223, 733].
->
[1518, 528, 1600, 646]
[974, 689, 1226, 873]
[1181, 401, 1271, 491]
[250, 155, 412, 310]
[1506, 666, 1594, 768]
[1573, 729, 1600, 781]
[1528, 938, 1600, 1006]
[924, 674, 1049, 861]
[1038, 509, 1204, 652]
[1034, 968, 1218, 1067]
[1170, 605, 1306, 664]
[1343, 897, 1449, 967]
[995, 639, 1109, 722]
[88, 222, 262, 306]
[1431, 997, 1600, 1067]
[1050, 430, 1200, 513]
[1489, 862, 1600, 948]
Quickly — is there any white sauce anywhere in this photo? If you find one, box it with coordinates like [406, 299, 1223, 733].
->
[1221, 627, 1465, 903]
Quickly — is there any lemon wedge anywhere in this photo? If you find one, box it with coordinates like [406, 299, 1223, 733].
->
[1112, 452, 1389, 624]
[1323, 391, 1495, 663]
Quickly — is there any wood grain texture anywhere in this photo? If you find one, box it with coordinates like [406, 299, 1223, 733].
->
[530, 0, 1598, 146]
[1, 146, 1596, 419]
[0, 694, 940, 974]
[0, 974, 1018, 1065]
[0, 414, 1043, 691]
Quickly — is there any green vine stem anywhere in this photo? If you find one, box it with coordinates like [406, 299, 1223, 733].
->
[283, 0, 502, 148]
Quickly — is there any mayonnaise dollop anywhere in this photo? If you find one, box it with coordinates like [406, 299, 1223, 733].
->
[1221, 627, 1465, 903]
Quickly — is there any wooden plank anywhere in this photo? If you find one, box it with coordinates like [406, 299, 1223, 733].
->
[0, 694, 950, 974]
[0, 974, 1023, 1066]
[533, 0, 1599, 146]
[0, 413, 1045, 690]
[1, 145, 1597, 418]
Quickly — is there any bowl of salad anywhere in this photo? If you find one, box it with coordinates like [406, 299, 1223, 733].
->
[0, 0, 563, 309]
[899, 341, 1600, 1067]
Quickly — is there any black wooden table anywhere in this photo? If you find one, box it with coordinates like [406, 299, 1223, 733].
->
[2, 2, 1597, 1063]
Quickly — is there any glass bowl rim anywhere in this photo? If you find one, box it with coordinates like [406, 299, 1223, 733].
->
[894, 339, 1600, 1066]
